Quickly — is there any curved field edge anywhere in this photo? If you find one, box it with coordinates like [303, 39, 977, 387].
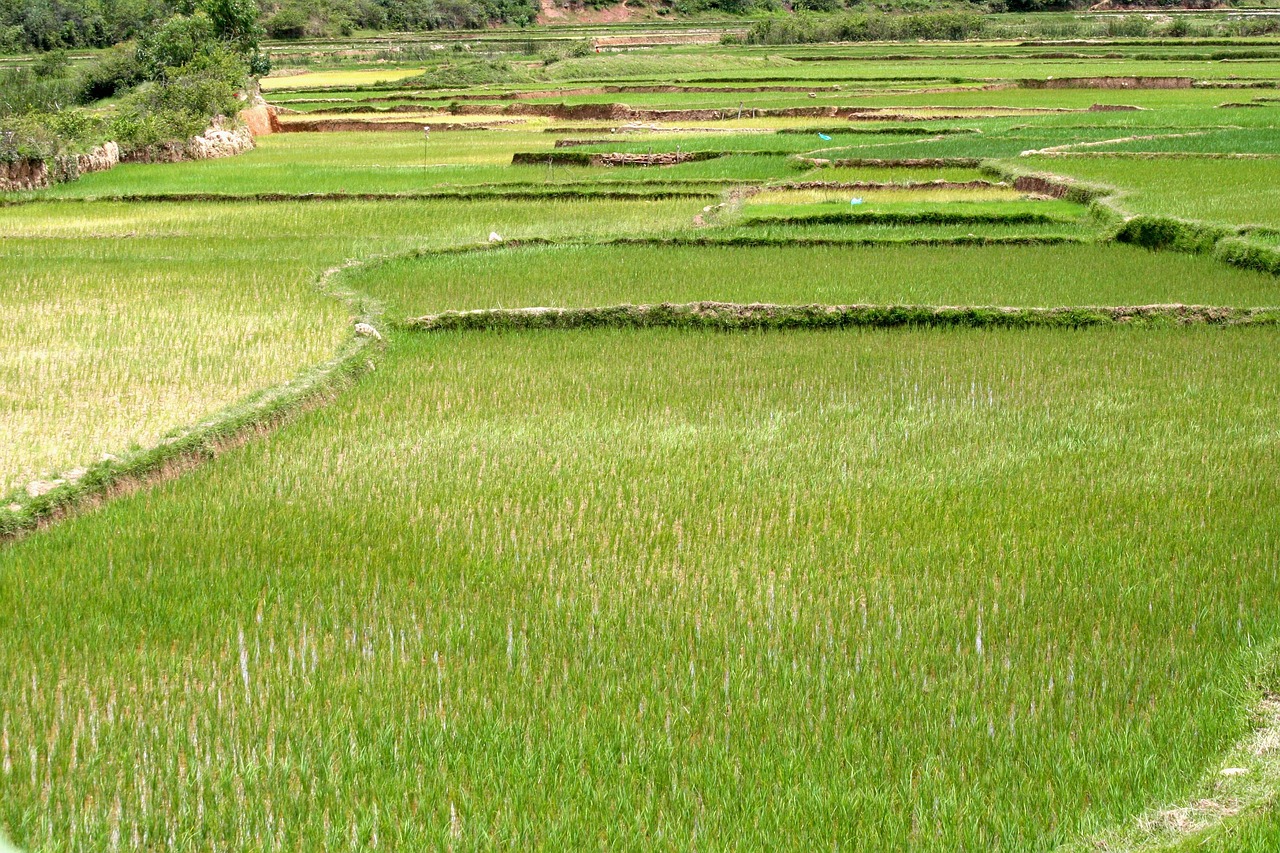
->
[978, 160, 1280, 275]
[1066, 652, 1280, 852]
[0, 261, 384, 542]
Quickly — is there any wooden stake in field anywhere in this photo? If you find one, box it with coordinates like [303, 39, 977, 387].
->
[422, 125, 430, 178]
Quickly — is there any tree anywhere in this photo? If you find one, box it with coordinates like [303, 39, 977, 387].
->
[136, 12, 215, 78]
[201, 0, 259, 51]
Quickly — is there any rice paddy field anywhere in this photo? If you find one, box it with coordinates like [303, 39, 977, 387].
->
[4, 27, 1280, 852]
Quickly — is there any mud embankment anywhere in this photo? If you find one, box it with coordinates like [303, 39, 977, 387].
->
[0, 142, 119, 192]
[1020, 76, 1193, 90]
[2, 124, 255, 192]
[280, 118, 525, 132]
[512, 150, 721, 167]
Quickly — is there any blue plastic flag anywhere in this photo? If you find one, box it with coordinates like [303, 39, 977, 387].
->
[818, 133, 832, 141]
[850, 198, 864, 205]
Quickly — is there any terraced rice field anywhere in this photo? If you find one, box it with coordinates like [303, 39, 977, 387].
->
[3, 30, 1280, 852]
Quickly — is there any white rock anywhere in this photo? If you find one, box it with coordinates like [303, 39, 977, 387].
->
[1221, 767, 1249, 777]
[7, 503, 22, 512]
[26, 479, 62, 498]
[488, 232, 503, 242]
[354, 322, 382, 340]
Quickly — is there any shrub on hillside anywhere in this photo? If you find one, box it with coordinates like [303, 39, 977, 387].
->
[746, 11, 985, 44]
[411, 58, 533, 89]
[111, 45, 247, 147]
[77, 43, 145, 102]
[137, 13, 219, 80]
[266, 6, 309, 38]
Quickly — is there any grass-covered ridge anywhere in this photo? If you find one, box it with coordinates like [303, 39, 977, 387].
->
[353, 243, 1280, 319]
[0, 197, 699, 501]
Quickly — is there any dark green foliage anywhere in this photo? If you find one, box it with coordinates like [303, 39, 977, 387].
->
[747, 11, 986, 45]
[791, 0, 843, 13]
[1, 0, 258, 163]
[264, 5, 310, 39]
[110, 44, 247, 146]
[0, 65, 77, 116]
[201, 0, 260, 52]
[1214, 237, 1280, 276]
[1114, 215, 1235, 255]
[0, 57, 102, 158]
[340, 0, 537, 31]
[0, 0, 181, 50]
[136, 12, 217, 79]
[76, 43, 144, 101]
[136, 0, 264, 80]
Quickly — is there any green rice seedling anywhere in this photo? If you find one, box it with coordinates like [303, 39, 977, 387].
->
[1020, 157, 1280, 229]
[4, 37, 1280, 851]
[737, 199, 1089, 227]
[3, 328, 1280, 849]
[1043, 128, 1280, 156]
[22, 134, 801, 198]
[743, 186, 1030, 205]
[260, 68, 427, 90]
[0, 197, 699, 490]
[350, 243, 1280, 319]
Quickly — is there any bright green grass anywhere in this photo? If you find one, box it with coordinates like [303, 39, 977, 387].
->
[790, 164, 996, 184]
[0, 198, 698, 491]
[1159, 804, 1280, 852]
[22, 134, 803, 197]
[6, 37, 1280, 850]
[674, 57, 1280, 84]
[811, 127, 1204, 161]
[352, 243, 1280, 318]
[2, 328, 1279, 849]
[1067, 127, 1280, 155]
[1020, 157, 1280, 229]
[260, 67, 427, 90]
[0, 236, 347, 496]
[714, 220, 1102, 242]
[737, 198, 1089, 226]
[744, 186, 1030, 204]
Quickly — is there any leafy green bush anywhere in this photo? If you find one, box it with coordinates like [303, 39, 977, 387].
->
[792, 0, 844, 13]
[0, 115, 60, 161]
[137, 13, 219, 80]
[77, 43, 144, 102]
[266, 6, 309, 38]
[746, 11, 985, 45]
[111, 45, 248, 148]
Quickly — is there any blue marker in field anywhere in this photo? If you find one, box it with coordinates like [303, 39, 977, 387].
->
[818, 133, 832, 141]
[850, 198, 864, 205]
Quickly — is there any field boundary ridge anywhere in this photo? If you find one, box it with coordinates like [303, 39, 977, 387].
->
[0, 260, 385, 542]
[407, 301, 1280, 333]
